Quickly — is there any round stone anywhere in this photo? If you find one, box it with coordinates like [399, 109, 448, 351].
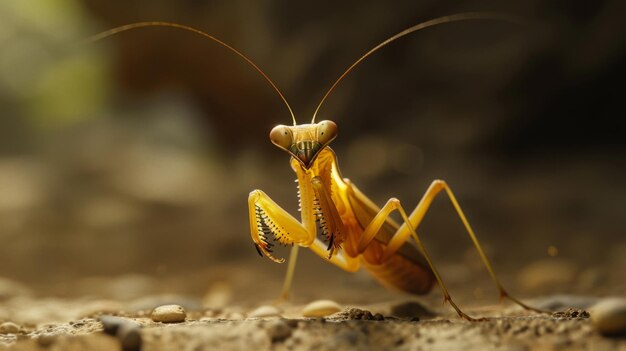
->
[117, 323, 142, 351]
[590, 298, 626, 336]
[248, 305, 282, 318]
[266, 319, 292, 342]
[151, 304, 187, 323]
[37, 334, 56, 347]
[302, 299, 342, 317]
[0, 322, 20, 334]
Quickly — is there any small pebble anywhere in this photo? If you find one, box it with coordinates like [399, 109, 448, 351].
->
[266, 319, 292, 342]
[98, 315, 142, 351]
[302, 299, 342, 317]
[390, 301, 435, 319]
[151, 304, 187, 323]
[37, 333, 56, 347]
[99, 315, 127, 335]
[0, 322, 20, 334]
[590, 298, 626, 336]
[117, 323, 142, 351]
[248, 305, 282, 318]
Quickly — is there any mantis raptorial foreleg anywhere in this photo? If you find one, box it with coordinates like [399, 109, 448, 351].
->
[354, 179, 545, 320]
[248, 190, 313, 262]
[249, 189, 359, 300]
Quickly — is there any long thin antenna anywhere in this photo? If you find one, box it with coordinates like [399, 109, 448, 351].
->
[85, 21, 297, 125]
[311, 12, 518, 123]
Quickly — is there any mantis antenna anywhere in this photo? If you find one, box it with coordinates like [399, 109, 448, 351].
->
[311, 12, 518, 123]
[86, 21, 297, 126]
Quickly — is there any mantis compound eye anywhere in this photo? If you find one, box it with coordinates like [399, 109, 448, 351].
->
[269, 125, 293, 150]
[316, 120, 338, 146]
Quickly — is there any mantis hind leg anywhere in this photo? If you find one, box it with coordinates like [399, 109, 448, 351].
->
[392, 180, 545, 313]
[354, 180, 546, 320]
[356, 195, 482, 320]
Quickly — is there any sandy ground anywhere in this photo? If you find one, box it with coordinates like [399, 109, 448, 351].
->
[1, 265, 624, 351]
[1, 298, 623, 351]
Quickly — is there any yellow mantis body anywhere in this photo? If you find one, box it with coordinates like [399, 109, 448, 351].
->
[91, 13, 542, 320]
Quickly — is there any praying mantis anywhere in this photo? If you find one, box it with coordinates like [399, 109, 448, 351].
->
[90, 13, 543, 321]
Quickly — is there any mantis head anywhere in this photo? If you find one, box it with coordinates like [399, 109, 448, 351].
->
[269, 120, 338, 169]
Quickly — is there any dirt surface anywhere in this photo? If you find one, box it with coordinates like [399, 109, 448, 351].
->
[1, 292, 624, 351]
[1, 304, 626, 350]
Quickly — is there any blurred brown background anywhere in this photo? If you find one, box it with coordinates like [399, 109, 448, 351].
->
[0, 0, 624, 305]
